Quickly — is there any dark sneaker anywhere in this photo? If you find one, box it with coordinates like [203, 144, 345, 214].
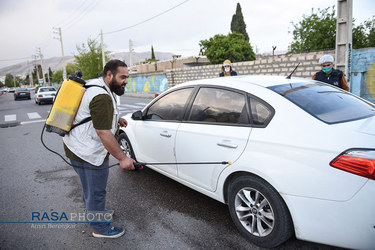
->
[92, 226, 125, 238]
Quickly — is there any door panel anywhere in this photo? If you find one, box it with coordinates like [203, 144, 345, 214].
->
[175, 87, 252, 191]
[175, 124, 251, 191]
[135, 121, 179, 175]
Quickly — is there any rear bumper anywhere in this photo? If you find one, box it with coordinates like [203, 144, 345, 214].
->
[37, 97, 54, 102]
[283, 180, 375, 249]
[15, 94, 30, 99]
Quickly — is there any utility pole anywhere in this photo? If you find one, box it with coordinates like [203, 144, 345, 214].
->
[53, 27, 67, 80]
[36, 47, 46, 85]
[101, 30, 105, 69]
[129, 39, 133, 68]
[27, 60, 34, 87]
[335, 0, 353, 84]
[101, 29, 120, 104]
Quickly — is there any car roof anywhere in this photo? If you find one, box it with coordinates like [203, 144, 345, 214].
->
[174, 75, 316, 90]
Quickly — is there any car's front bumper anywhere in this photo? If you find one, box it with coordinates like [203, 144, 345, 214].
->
[283, 179, 375, 249]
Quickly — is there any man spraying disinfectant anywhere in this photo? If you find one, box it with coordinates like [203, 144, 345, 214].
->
[63, 60, 135, 238]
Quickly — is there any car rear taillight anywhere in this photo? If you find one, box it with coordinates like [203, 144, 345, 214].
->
[330, 149, 375, 180]
[38, 94, 43, 97]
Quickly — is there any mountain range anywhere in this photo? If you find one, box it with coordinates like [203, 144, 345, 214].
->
[0, 51, 174, 78]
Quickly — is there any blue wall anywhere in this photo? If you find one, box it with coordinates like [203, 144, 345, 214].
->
[351, 48, 375, 102]
[126, 74, 168, 94]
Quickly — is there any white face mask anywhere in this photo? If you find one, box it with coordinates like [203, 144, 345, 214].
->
[224, 67, 230, 73]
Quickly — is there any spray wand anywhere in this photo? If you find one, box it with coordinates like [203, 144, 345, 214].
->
[133, 161, 231, 170]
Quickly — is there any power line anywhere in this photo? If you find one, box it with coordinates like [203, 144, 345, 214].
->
[104, 0, 190, 35]
[54, 0, 89, 28]
[63, 0, 102, 31]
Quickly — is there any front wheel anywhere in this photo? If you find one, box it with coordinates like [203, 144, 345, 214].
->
[118, 132, 136, 159]
[228, 175, 293, 248]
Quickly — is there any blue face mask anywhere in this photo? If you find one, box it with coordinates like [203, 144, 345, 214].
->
[322, 67, 332, 74]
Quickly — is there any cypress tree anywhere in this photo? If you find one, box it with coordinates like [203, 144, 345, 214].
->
[231, 3, 249, 41]
[151, 45, 156, 60]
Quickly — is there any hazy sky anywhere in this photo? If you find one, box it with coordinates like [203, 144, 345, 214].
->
[0, 0, 374, 68]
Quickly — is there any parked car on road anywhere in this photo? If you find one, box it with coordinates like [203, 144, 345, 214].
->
[14, 88, 31, 100]
[34, 86, 57, 105]
[118, 75, 375, 249]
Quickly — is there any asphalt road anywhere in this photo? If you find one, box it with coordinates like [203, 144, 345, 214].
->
[0, 91, 343, 249]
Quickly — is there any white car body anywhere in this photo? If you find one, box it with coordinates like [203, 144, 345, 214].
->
[34, 86, 57, 104]
[119, 75, 375, 249]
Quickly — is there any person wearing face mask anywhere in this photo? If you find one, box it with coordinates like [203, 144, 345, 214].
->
[312, 54, 349, 91]
[219, 59, 237, 77]
[63, 59, 136, 239]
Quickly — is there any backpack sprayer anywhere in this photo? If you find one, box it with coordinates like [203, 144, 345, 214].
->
[45, 71, 87, 136]
[41, 72, 231, 170]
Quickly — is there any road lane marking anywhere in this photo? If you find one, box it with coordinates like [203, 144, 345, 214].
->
[20, 119, 46, 125]
[27, 112, 42, 119]
[5, 114, 16, 122]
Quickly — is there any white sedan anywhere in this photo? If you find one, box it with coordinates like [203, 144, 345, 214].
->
[34, 86, 57, 105]
[118, 75, 375, 249]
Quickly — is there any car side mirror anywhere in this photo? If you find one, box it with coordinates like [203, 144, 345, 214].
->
[131, 110, 144, 120]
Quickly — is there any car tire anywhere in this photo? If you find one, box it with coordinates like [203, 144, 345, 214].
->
[228, 175, 293, 248]
[118, 132, 136, 159]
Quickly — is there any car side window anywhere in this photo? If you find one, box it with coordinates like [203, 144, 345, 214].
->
[249, 96, 274, 127]
[145, 88, 193, 121]
[188, 87, 249, 125]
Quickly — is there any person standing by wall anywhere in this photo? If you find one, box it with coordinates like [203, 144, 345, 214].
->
[219, 59, 237, 77]
[63, 60, 135, 238]
[312, 54, 349, 91]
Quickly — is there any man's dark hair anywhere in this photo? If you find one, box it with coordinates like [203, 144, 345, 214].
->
[102, 59, 127, 78]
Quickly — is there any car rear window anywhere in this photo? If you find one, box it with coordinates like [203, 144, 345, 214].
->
[268, 82, 375, 124]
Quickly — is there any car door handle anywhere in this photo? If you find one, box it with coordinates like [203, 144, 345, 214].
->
[160, 131, 172, 138]
[217, 141, 238, 149]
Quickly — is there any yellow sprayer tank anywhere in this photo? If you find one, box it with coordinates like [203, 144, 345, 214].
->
[45, 74, 86, 136]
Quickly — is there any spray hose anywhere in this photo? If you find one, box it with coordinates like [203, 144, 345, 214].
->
[41, 124, 231, 170]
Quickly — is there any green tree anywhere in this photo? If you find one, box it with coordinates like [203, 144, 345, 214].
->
[362, 15, 375, 47]
[145, 45, 158, 62]
[151, 45, 156, 60]
[25, 74, 30, 86]
[5, 73, 14, 87]
[289, 7, 336, 53]
[51, 63, 79, 83]
[74, 38, 110, 80]
[200, 32, 255, 64]
[32, 65, 43, 84]
[290, 8, 374, 52]
[231, 3, 249, 41]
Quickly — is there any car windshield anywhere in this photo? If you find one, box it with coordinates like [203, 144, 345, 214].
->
[40, 88, 56, 92]
[268, 82, 375, 124]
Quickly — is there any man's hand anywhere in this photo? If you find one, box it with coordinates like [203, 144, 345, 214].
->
[118, 117, 128, 127]
[119, 157, 135, 170]
[96, 129, 135, 170]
